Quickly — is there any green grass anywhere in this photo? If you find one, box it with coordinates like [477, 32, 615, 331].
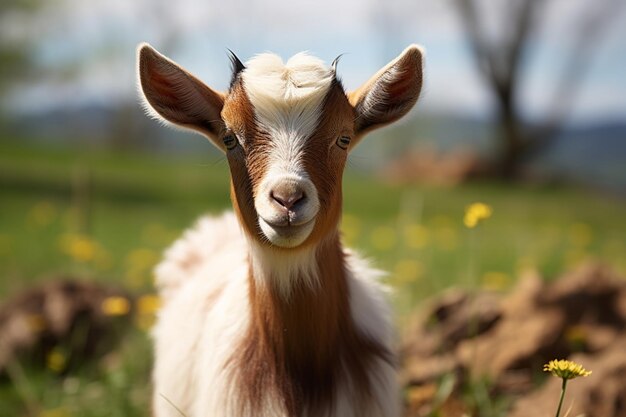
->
[1, 141, 625, 416]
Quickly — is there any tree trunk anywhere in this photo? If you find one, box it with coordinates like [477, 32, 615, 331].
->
[498, 107, 524, 179]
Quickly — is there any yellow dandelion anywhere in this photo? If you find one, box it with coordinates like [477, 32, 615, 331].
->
[137, 294, 161, 316]
[543, 359, 591, 380]
[58, 233, 101, 263]
[101, 296, 131, 316]
[134, 294, 161, 331]
[544, 359, 592, 417]
[47, 349, 67, 373]
[463, 202, 492, 228]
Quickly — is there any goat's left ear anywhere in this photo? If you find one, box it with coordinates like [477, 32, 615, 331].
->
[348, 45, 423, 143]
[137, 43, 227, 151]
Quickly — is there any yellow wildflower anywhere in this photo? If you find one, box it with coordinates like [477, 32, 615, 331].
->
[47, 349, 66, 373]
[58, 233, 100, 262]
[543, 359, 592, 380]
[544, 359, 592, 417]
[137, 294, 161, 316]
[135, 294, 161, 331]
[463, 202, 492, 228]
[101, 296, 131, 316]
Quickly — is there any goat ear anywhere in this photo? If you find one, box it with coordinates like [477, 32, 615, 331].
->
[137, 43, 226, 151]
[348, 45, 423, 142]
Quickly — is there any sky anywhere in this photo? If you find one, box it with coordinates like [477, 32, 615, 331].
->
[5, 0, 626, 124]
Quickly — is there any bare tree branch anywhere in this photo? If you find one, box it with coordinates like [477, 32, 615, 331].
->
[452, 0, 623, 178]
[454, 0, 502, 90]
[525, 0, 625, 156]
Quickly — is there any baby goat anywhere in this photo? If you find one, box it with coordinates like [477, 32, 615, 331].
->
[137, 43, 423, 417]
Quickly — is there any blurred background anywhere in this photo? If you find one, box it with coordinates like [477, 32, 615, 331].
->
[1, 0, 625, 416]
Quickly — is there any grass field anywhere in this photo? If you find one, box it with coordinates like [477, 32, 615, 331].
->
[1, 141, 625, 416]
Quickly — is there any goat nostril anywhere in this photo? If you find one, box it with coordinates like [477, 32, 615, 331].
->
[271, 189, 304, 210]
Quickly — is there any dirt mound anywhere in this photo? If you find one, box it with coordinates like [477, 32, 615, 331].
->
[380, 146, 494, 186]
[401, 263, 626, 417]
[0, 278, 133, 377]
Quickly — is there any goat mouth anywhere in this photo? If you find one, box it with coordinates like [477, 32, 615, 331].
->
[262, 214, 314, 228]
[258, 217, 316, 248]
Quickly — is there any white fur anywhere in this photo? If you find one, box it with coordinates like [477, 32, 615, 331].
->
[255, 172, 320, 250]
[249, 239, 319, 299]
[241, 52, 333, 170]
[152, 212, 399, 417]
[242, 53, 332, 248]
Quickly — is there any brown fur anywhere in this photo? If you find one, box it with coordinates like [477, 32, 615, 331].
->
[299, 80, 354, 247]
[223, 79, 392, 416]
[223, 79, 355, 250]
[232, 235, 392, 416]
[138, 44, 423, 416]
[222, 80, 264, 241]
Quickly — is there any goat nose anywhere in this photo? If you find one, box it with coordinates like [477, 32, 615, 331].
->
[271, 187, 304, 211]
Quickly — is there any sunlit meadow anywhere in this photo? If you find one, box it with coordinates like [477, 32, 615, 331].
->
[1, 141, 625, 416]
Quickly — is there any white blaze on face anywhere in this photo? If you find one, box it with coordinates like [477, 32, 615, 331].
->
[241, 53, 334, 248]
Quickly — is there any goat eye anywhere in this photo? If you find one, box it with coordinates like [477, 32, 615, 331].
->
[336, 136, 351, 150]
[223, 134, 238, 150]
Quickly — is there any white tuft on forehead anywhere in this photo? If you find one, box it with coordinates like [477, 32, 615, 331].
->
[242, 52, 334, 108]
[241, 53, 334, 175]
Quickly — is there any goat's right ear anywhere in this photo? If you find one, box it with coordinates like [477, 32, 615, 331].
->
[348, 45, 424, 145]
[137, 43, 226, 151]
